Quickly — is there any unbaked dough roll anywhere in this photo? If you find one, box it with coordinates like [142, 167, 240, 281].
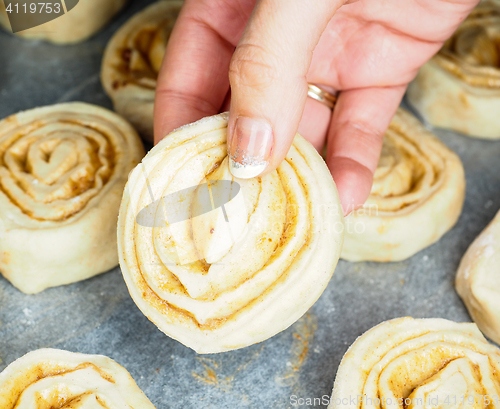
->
[329, 317, 500, 409]
[0, 102, 144, 294]
[102, 1, 183, 142]
[118, 112, 344, 353]
[0, 348, 155, 408]
[407, 0, 500, 139]
[0, 0, 128, 44]
[341, 109, 465, 262]
[456, 209, 500, 344]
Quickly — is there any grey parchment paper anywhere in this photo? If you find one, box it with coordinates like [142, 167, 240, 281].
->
[1, 1, 500, 407]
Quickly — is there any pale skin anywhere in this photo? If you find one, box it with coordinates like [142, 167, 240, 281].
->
[154, 0, 480, 214]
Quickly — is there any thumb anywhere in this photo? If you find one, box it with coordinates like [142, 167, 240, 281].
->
[227, 0, 344, 179]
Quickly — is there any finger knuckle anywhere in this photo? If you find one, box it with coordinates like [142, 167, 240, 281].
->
[347, 121, 385, 147]
[229, 43, 279, 90]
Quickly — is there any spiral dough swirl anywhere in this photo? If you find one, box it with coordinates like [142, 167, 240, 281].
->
[329, 317, 500, 409]
[341, 109, 465, 262]
[118, 113, 344, 353]
[101, 1, 182, 141]
[0, 103, 144, 294]
[0, 349, 155, 408]
[0, 0, 128, 44]
[437, 0, 500, 88]
[407, 0, 500, 138]
[456, 209, 500, 346]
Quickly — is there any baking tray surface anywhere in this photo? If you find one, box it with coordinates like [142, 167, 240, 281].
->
[1, 1, 500, 407]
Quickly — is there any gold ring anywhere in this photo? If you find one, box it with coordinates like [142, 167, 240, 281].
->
[307, 84, 337, 110]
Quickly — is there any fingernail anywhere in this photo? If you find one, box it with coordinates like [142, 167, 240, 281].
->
[228, 117, 273, 179]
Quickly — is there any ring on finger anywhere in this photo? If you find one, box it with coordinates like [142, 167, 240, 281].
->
[307, 84, 337, 110]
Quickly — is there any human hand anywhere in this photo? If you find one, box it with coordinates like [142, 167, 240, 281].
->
[154, 0, 479, 214]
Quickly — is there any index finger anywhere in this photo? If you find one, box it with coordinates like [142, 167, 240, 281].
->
[154, 0, 255, 144]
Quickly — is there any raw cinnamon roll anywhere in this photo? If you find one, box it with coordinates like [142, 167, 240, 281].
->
[101, 1, 182, 142]
[341, 109, 465, 262]
[0, 0, 128, 44]
[456, 209, 500, 344]
[407, 0, 500, 138]
[118, 113, 344, 353]
[0, 102, 144, 294]
[328, 317, 500, 409]
[0, 348, 155, 408]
